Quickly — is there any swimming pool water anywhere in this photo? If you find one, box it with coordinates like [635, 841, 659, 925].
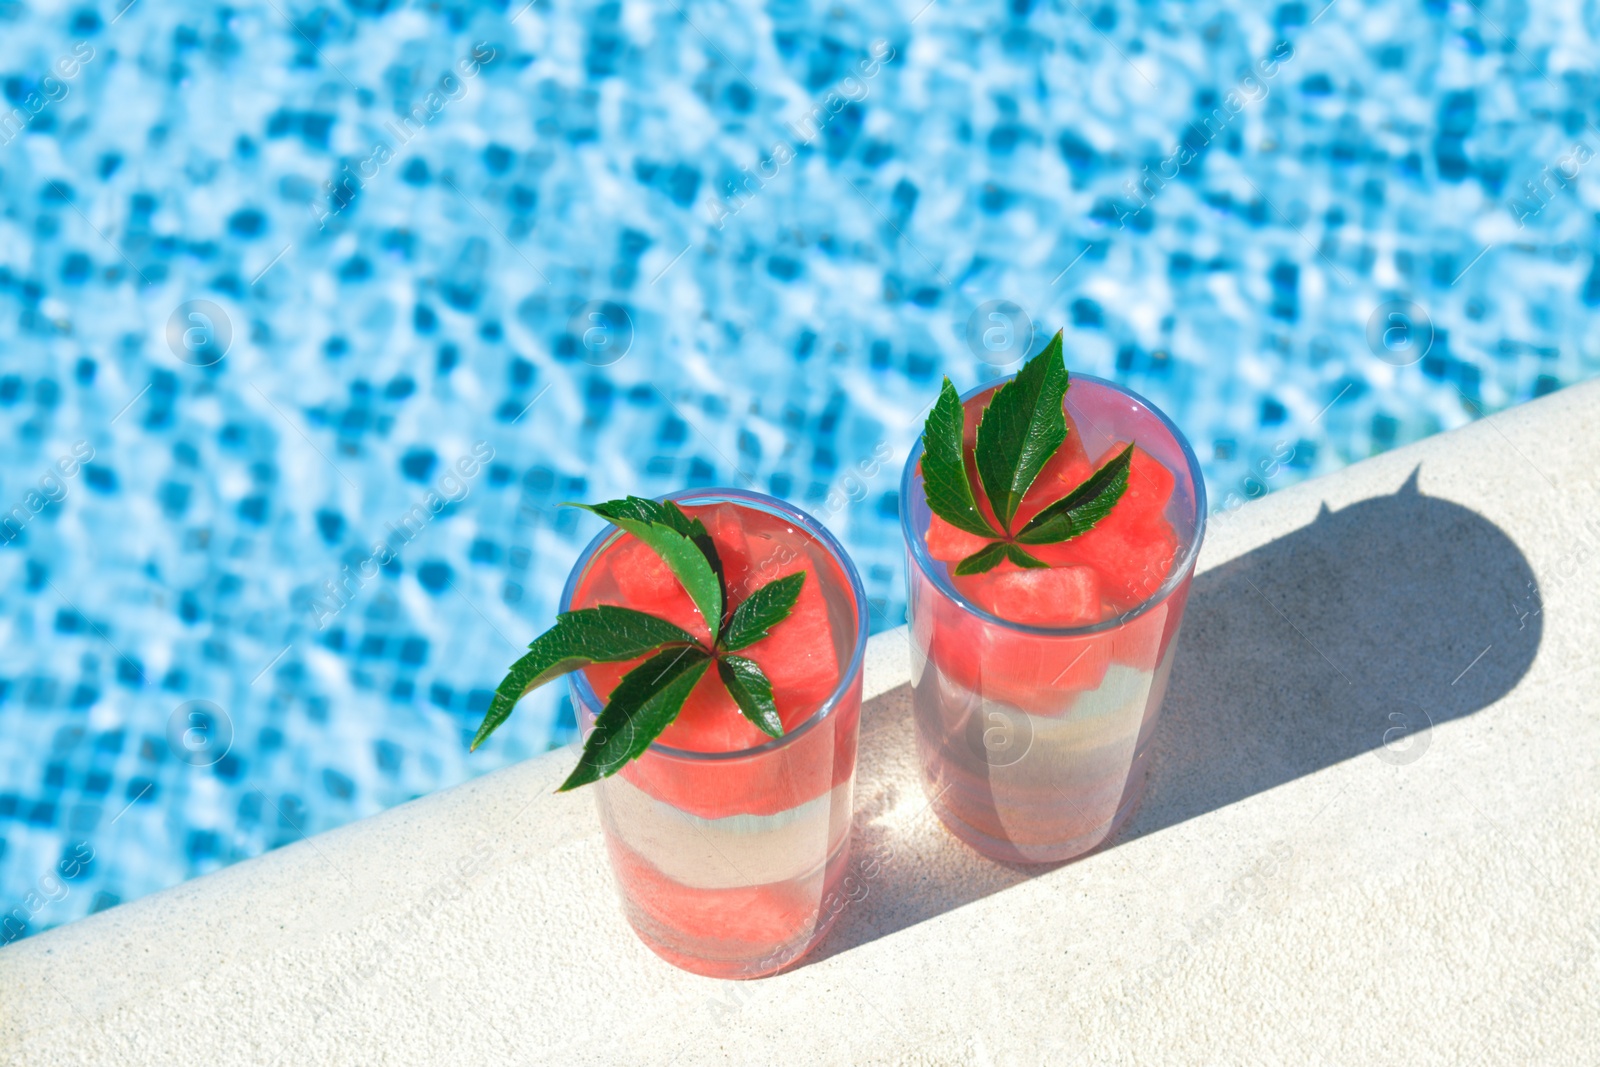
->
[2, 0, 1596, 941]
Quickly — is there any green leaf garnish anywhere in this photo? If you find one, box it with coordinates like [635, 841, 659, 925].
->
[1016, 444, 1134, 545]
[953, 541, 1009, 576]
[717, 654, 782, 738]
[473, 496, 809, 788]
[685, 520, 728, 628]
[558, 647, 713, 791]
[572, 500, 724, 638]
[579, 498, 725, 583]
[1004, 544, 1049, 568]
[921, 379, 1001, 539]
[953, 541, 1051, 576]
[974, 329, 1069, 531]
[917, 327, 1134, 583]
[577, 495, 694, 532]
[470, 605, 699, 751]
[721, 571, 805, 651]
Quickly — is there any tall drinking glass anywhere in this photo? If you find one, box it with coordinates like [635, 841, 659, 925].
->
[564, 489, 868, 977]
[901, 375, 1205, 864]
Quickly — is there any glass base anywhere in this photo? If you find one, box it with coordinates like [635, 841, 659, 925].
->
[927, 761, 1150, 866]
[611, 835, 851, 979]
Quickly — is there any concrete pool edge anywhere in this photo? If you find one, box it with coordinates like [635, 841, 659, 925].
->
[2, 380, 1598, 1064]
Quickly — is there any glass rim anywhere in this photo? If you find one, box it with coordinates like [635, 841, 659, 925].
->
[560, 486, 870, 763]
[899, 371, 1208, 638]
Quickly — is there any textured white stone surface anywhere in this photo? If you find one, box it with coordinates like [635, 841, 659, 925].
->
[4, 381, 1599, 1066]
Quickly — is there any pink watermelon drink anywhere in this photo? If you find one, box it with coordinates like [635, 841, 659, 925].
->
[901, 364, 1204, 864]
[562, 490, 867, 977]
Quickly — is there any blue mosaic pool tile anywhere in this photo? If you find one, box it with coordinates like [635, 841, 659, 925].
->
[2, 0, 1598, 942]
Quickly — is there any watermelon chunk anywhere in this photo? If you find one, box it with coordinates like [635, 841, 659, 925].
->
[603, 827, 844, 970]
[1032, 444, 1179, 610]
[1118, 442, 1176, 525]
[699, 501, 752, 586]
[604, 535, 709, 642]
[917, 567, 1113, 712]
[1042, 516, 1178, 610]
[952, 561, 1101, 627]
[915, 560, 1170, 718]
[924, 511, 992, 563]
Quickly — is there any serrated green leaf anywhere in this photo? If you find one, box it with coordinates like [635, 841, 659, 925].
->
[558, 647, 713, 791]
[683, 516, 728, 625]
[953, 541, 1009, 576]
[717, 654, 783, 738]
[921, 378, 1001, 539]
[572, 497, 728, 613]
[1015, 444, 1133, 546]
[721, 571, 804, 651]
[470, 606, 699, 751]
[572, 503, 724, 638]
[654, 500, 700, 538]
[974, 330, 1070, 531]
[577, 495, 693, 534]
[1004, 544, 1050, 568]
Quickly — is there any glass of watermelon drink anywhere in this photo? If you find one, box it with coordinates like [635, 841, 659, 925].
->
[562, 489, 868, 978]
[900, 374, 1205, 864]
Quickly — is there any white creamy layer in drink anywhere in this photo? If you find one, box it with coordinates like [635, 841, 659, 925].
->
[596, 776, 853, 890]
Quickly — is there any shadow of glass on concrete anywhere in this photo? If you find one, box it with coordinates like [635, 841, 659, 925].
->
[805, 468, 1543, 965]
